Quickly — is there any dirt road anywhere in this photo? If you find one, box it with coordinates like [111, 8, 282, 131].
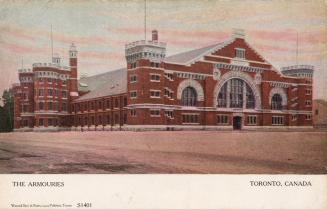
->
[0, 131, 326, 174]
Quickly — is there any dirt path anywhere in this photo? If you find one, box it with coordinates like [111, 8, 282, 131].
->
[0, 131, 326, 174]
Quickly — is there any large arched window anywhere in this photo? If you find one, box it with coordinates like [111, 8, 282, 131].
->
[271, 94, 283, 110]
[217, 78, 255, 109]
[182, 87, 197, 106]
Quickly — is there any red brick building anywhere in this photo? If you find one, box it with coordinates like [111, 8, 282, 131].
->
[13, 30, 314, 131]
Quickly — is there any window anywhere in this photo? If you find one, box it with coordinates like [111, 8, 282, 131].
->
[165, 110, 174, 119]
[62, 91, 67, 98]
[305, 114, 312, 120]
[91, 116, 95, 125]
[150, 90, 161, 98]
[247, 115, 257, 125]
[130, 109, 137, 117]
[39, 118, 44, 126]
[217, 115, 229, 124]
[230, 79, 243, 108]
[130, 75, 137, 83]
[62, 80, 67, 85]
[246, 84, 255, 108]
[123, 113, 127, 124]
[292, 115, 297, 121]
[124, 97, 127, 107]
[130, 91, 137, 99]
[22, 105, 28, 112]
[181, 87, 197, 106]
[271, 94, 283, 110]
[164, 73, 174, 81]
[38, 89, 44, 96]
[150, 74, 160, 82]
[115, 99, 119, 108]
[150, 109, 160, 117]
[98, 115, 102, 125]
[48, 102, 53, 110]
[62, 102, 67, 111]
[131, 62, 137, 69]
[182, 114, 199, 124]
[106, 115, 111, 125]
[272, 116, 284, 125]
[114, 114, 119, 124]
[315, 109, 319, 115]
[48, 89, 53, 96]
[39, 102, 44, 110]
[306, 88, 312, 95]
[164, 88, 173, 99]
[218, 84, 227, 107]
[48, 118, 53, 126]
[150, 62, 160, 68]
[48, 78, 52, 83]
[235, 48, 245, 59]
[106, 100, 110, 109]
[305, 100, 312, 106]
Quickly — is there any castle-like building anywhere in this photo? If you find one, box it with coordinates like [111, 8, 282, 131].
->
[12, 29, 314, 131]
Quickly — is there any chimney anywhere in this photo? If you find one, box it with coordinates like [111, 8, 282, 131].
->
[152, 30, 158, 41]
[232, 28, 245, 39]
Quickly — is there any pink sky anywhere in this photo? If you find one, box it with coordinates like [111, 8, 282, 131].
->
[0, 0, 326, 100]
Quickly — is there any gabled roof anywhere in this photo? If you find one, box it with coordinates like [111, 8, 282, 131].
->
[164, 38, 234, 65]
[75, 68, 127, 101]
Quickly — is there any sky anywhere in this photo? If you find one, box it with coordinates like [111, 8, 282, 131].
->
[0, 0, 326, 101]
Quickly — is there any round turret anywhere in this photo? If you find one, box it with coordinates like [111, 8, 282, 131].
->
[281, 65, 314, 79]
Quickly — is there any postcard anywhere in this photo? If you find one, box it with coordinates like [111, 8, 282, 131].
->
[0, 0, 326, 209]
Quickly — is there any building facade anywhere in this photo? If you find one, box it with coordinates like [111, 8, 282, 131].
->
[13, 30, 314, 131]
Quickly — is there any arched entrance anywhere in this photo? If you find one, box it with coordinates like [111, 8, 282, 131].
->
[233, 116, 242, 130]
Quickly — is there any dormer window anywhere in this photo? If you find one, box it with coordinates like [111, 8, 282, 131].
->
[235, 48, 245, 59]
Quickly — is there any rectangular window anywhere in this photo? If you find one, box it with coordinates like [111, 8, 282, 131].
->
[39, 118, 44, 126]
[115, 99, 119, 108]
[305, 114, 312, 120]
[165, 110, 174, 119]
[235, 48, 245, 59]
[131, 62, 137, 69]
[164, 73, 174, 81]
[150, 74, 160, 82]
[182, 114, 199, 124]
[217, 115, 229, 125]
[150, 62, 160, 68]
[62, 102, 67, 111]
[106, 115, 111, 125]
[272, 116, 284, 125]
[38, 89, 44, 96]
[164, 88, 173, 99]
[150, 90, 161, 98]
[62, 80, 67, 85]
[130, 91, 137, 99]
[305, 100, 312, 106]
[292, 115, 297, 121]
[39, 102, 44, 110]
[48, 89, 53, 96]
[62, 91, 67, 98]
[130, 75, 137, 83]
[130, 109, 137, 117]
[48, 118, 53, 126]
[306, 88, 312, 95]
[247, 115, 257, 125]
[48, 102, 53, 110]
[150, 109, 160, 117]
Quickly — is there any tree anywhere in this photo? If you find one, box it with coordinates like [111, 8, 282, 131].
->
[0, 89, 14, 132]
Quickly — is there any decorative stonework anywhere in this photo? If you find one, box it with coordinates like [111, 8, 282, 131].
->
[177, 79, 204, 101]
[269, 87, 287, 106]
[213, 67, 221, 80]
[268, 81, 290, 88]
[215, 62, 264, 73]
[254, 73, 262, 85]
[213, 71, 262, 109]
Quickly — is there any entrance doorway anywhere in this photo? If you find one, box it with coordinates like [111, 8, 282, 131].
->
[233, 116, 242, 130]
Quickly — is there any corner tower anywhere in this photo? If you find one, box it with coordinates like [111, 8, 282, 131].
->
[124, 30, 166, 126]
[69, 43, 78, 98]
